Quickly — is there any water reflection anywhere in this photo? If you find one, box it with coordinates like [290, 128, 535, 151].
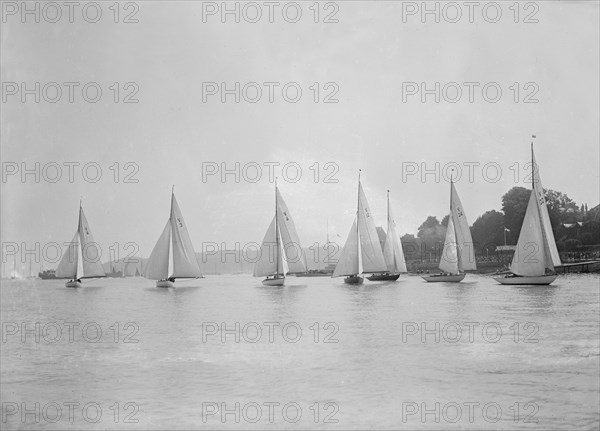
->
[510, 284, 557, 311]
[3, 275, 599, 430]
[445, 281, 478, 318]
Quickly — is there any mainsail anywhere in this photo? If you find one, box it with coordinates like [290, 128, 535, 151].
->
[439, 215, 459, 274]
[357, 182, 387, 273]
[78, 207, 105, 278]
[532, 151, 561, 268]
[382, 194, 407, 273]
[450, 183, 476, 271]
[275, 188, 307, 273]
[170, 194, 202, 278]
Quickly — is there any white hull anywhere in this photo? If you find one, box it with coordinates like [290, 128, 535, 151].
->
[262, 277, 285, 286]
[156, 280, 175, 288]
[65, 280, 82, 288]
[421, 273, 466, 283]
[494, 275, 558, 285]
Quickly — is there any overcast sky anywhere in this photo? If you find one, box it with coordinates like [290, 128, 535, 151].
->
[2, 1, 598, 266]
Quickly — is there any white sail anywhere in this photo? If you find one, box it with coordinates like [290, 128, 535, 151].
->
[78, 207, 105, 278]
[382, 203, 407, 273]
[56, 232, 80, 279]
[144, 220, 171, 280]
[333, 219, 361, 277]
[276, 188, 307, 273]
[357, 183, 387, 273]
[510, 190, 547, 276]
[278, 229, 289, 275]
[450, 183, 476, 271]
[532, 151, 561, 268]
[170, 194, 202, 278]
[254, 217, 288, 277]
[439, 214, 459, 274]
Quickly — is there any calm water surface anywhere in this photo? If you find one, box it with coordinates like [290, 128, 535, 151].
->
[1, 274, 599, 430]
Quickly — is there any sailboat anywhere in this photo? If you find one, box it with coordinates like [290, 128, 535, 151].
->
[333, 171, 388, 284]
[494, 141, 561, 285]
[143, 187, 203, 288]
[55, 202, 106, 287]
[296, 219, 337, 277]
[107, 263, 123, 278]
[368, 190, 407, 281]
[9, 259, 20, 280]
[422, 177, 476, 282]
[254, 181, 307, 286]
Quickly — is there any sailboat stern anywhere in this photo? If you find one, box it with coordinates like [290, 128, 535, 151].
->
[156, 279, 175, 288]
[421, 273, 466, 283]
[494, 274, 557, 285]
[344, 275, 364, 285]
[367, 273, 400, 281]
[262, 276, 285, 286]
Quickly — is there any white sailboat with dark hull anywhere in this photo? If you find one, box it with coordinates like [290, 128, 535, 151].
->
[144, 188, 203, 288]
[333, 171, 388, 284]
[494, 142, 560, 285]
[367, 190, 407, 281]
[254, 181, 307, 286]
[55, 202, 106, 288]
[422, 178, 476, 282]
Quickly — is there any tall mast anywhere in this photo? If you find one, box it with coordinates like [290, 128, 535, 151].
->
[449, 168, 458, 271]
[387, 189, 390, 223]
[356, 170, 361, 274]
[171, 185, 175, 216]
[326, 218, 330, 265]
[449, 168, 454, 210]
[77, 199, 82, 279]
[388, 189, 395, 272]
[275, 178, 279, 276]
[531, 136, 535, 190]
[357, 169, 361, 240]
[78, 198, 82, 230]
[169, 185, 174, 280]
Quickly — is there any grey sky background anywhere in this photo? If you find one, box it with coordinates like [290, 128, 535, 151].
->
[1, 1, 599, 264]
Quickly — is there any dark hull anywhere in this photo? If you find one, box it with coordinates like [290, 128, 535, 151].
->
[262, 277, 285, 286]
[367, 273, 400, 281]
[344, 275, 364, 285]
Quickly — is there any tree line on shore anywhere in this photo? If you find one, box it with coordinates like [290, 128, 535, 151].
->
[400, 187, 600, 262]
